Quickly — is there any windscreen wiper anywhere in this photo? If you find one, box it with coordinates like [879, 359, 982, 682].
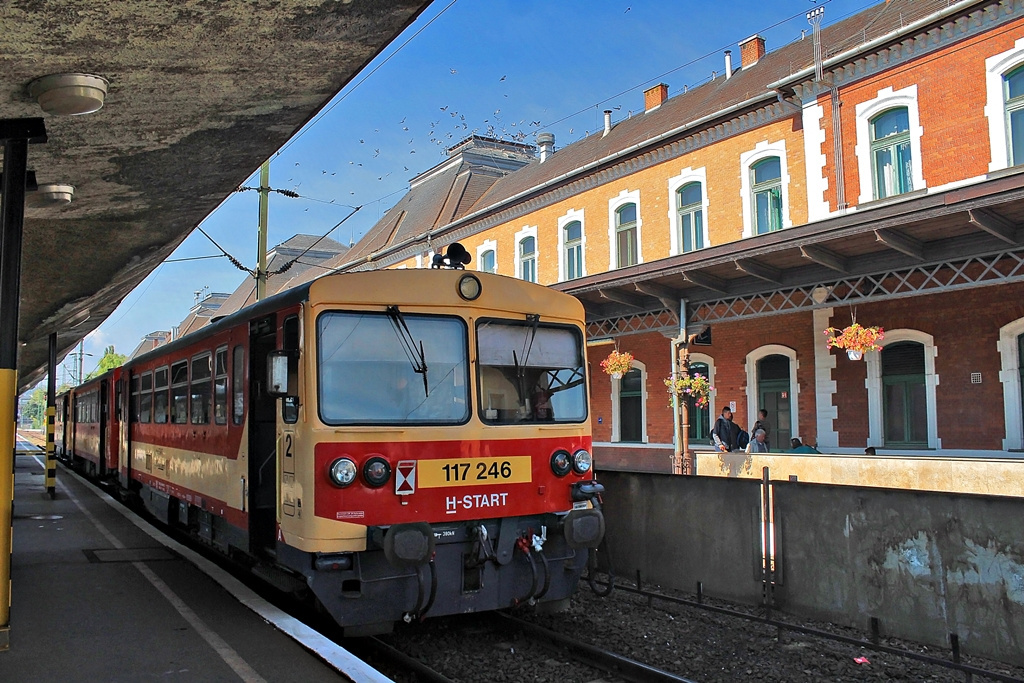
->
[386, 305, 429, 397]
[513, 314, 540, 407]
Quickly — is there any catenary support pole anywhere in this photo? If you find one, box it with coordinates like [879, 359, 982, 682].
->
[45, 332, 56, 499]
[255, 160, 270, 301]
[0, 117, 47, 652]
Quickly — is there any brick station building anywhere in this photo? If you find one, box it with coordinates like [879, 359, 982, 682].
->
[329, 0, 1024, 469]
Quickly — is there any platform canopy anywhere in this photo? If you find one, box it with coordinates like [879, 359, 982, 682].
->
[0, 0, 431, 391]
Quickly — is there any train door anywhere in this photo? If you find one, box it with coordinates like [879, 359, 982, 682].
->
[98, 380, 109, 477]
[248, 315, 279, 556]
[119, 371, 131, 489]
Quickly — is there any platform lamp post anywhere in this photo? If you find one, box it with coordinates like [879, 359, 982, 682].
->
[0, 117, 47, 652]
[673, 331, 700, 476]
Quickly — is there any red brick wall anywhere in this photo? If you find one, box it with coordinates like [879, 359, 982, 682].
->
[590, 332, 674, 443]
[830, 282, 1024, 450]
[818, 17, 1024, 212]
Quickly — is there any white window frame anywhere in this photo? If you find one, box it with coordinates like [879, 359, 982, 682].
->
[998, 317, 1024, 450]
[985, 38, 1024, 172]
[557, 208, 586, 282]
[611, 359, 647, 443]
[667, 167, 709, 255]
[864, 329, 939, 450]
[745, 344, 799, 442]
[740, 141, 791, 238]
[513, 225, 538, 283]
[476, 239, 497, 274]
[608, 189, 643, 270]
[687, 352, 716, 438]
[854, 85, 925, 204]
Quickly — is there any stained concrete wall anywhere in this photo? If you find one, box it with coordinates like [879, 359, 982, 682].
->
[599, 471, 763, 604]
[694, 450, 1024, 498]
[774, 482, 1024, 666]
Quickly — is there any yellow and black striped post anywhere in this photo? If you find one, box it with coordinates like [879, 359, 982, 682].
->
[0, 117, 47, 651]
[45, 332, 57, 499]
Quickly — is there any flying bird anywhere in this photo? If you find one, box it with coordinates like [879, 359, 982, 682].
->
[450, 68, 457, 74]
[499, 75, 506, 81]
[440, 106, 448, 111]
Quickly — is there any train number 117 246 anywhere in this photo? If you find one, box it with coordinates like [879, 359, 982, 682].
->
[441, 460, 513, 482]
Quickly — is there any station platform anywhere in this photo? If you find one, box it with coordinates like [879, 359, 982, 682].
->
[1, 446, 390, 682]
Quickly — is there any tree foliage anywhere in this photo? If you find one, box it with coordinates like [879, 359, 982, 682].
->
[86, 345, 127, 380]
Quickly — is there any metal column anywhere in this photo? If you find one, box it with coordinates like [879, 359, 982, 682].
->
[0, 117, 47, 651]
[45, 332, 56, 499]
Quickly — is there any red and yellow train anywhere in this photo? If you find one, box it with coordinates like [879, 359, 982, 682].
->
[57, 258, 605, 634]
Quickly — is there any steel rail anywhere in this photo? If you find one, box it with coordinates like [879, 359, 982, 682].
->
[587, 578, 1023, 683]
[364, 636, 457, 683]
[492, 612, 698, 683]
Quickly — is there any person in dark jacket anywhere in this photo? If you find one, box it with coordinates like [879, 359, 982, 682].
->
[753, 408, 771, 450]
[712, 407, 740, 452]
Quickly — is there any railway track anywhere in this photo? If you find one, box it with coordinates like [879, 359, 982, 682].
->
[356, 610, 698, 683]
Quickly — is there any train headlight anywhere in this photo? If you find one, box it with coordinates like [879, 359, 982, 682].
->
[457, 274, 482, 301]
[550, 450, 572, 477]
[571, 449, 593, 475]
[362, 457, 391, 488]
[328, 458, 358, 487]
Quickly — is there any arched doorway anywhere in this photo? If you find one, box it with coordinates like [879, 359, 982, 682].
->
[618, 367, 644, 443]
[758, 354, 791, 448]
[881, 342, 928, 447]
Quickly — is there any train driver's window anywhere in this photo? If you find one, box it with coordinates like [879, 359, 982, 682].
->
[153, 367, 169, 423]
[170, 361, 188, 424]
[191, 353, 212, 424]
[214, 346, 228, 425]
[139, 371, 153, 423]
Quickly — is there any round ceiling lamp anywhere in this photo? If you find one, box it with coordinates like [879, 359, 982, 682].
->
[28, 73, 109, 116]
[36, 184, 74, 205]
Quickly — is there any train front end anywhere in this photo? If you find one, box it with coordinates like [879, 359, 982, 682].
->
[275, 268, 604, 634]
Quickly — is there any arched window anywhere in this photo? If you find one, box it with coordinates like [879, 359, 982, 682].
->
[479, 249, 496, 274]
[519, 236, 536, 282]
[1005, 65, 1024, 166]
[564, 220, 583, 280]
[757, 354, 791, 449]
[618, 367, 644, 443]
[615, 203, 638, 267]
[677, 182, 704, 253]
[870, 107, 913, 199]
[687, 362, 710, 441]
[881, 342, 928, 447]
[751, 158, 782, 234]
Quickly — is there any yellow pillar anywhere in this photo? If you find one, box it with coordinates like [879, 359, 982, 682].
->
[0, 367, 17, 650]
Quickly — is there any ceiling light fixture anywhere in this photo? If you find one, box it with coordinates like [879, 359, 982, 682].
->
[28, 73, 108, 116]
[36, 184, 74, 205]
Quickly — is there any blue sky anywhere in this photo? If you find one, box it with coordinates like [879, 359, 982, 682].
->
[73, 0, 877, 381]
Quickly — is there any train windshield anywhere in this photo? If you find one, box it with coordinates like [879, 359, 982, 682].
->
[477, 319, 587, 424]
[317, 311, 470, 425]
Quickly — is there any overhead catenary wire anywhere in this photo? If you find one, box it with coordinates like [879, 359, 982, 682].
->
[270, 205, 362, 275]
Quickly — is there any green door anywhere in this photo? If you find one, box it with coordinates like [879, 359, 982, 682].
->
[882, 342, 928, 448]
[757, 355, 791, 449]
[687, 362, 710, 442]
[619, 368, 643, 443]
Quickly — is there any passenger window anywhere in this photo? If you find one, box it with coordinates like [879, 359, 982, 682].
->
[232, 345, 245, 425]
[153, 367, 169, 424]
[214, 346, 228, 425]
[191, 353, 212, 424]
[170, 361, 188, 424]
[139, 372, 153, 423]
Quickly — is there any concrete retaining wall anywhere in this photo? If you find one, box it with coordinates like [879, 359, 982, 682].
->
[598, 470, 763, 604]
[773, 482, 1024, 665]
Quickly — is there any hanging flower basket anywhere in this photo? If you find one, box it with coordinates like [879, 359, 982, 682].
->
[664, 372, 714, 409]
[824, 323, 884, 359]
[600, 350, 634, 378]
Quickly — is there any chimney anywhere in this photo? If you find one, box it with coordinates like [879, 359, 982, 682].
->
[537, 132, 554, 162]
[739, 34, 766, 68]
[724, 50, 733, 79]
[603, 110, 612, 136]
[644, 83, 668, 112]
